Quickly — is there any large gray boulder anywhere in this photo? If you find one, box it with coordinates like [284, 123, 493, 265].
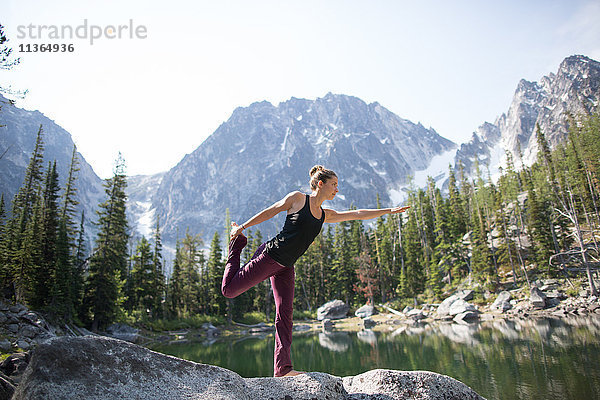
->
[455, 290, 475, 301]
[436, 295, 461, 316]
[355, 304, 377, 318]
[491, 291, 512, 312]
[13, 336, 486, 399]
[530, 287, 547, 309]
[343, 369, 484, 399]
[317, 300, 349, 321]
[447, 300, 477, 316]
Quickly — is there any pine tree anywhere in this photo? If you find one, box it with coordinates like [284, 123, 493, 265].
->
[180, 232, 203, 316]
[60, 145, 80, 239]
[469, 199, 492, 283]
[128, 237, 155, 317]
[30, 161, 61, 310]
[0, 193, 8, 294]
[83, 154, 129, 331]
[207, 231, 225, 315]
[151, 216, 165, 319]
[0, 193, 6, 234]
[72, 211, 87, 322]
[524, 167, 554, 268]
[332, 220, 355, 305]
[401, 201, 424, 302]
[4, 125, 45, 301]
[166, 239, 184, 317]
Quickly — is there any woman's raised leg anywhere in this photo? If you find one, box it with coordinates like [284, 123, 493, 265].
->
[221, 238, 285, 299]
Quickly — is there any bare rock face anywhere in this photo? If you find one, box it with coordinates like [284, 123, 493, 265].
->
[13, 336, 486, 400]
[343, 369, 485, 400]
[530, 287, 547, 309]
[317, 300, 350, 321]
[491, 291, 512, 312]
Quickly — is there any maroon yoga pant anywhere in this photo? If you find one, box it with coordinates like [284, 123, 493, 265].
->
[221, 235, 295, 377]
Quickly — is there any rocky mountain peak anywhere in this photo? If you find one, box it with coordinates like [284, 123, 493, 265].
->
[455, 55, 600, 176]
[148, 93, 455, 243]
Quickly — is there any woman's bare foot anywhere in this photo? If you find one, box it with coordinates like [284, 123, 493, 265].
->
[281, 370, 305, 377]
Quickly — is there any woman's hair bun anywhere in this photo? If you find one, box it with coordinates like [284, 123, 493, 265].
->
[308, 165, 337, 190]
[310, 165, 325, 177]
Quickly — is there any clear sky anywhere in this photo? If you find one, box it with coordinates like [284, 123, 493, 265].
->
[1, 0, 599, 179]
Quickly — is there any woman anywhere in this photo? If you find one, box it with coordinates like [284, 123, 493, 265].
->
[222, 165, 410, 377]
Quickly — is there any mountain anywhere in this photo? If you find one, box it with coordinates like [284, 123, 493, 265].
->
[0, 94, 105, 244]
[149, 93, 456, 243]
[455, 55, 600, 175]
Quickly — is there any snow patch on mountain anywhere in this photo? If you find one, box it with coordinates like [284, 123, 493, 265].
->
[412, 148, 457, 188]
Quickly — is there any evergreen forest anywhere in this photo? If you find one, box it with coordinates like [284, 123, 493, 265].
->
[1, 113, 599, 330]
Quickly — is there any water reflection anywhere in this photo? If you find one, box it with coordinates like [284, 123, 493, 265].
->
[150, 316, 600, 400]
[318, 331, 350, 352]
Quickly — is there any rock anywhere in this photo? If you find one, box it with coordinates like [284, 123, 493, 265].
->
[317, 300, 349, 321]
[343, 369, 484, 400]
[407, 309, 426, 321]
[437, 292, 478, 317]
[0, 372, 15, 400]
[436, 295, 460, 316]
[245, 373, 346, 399]
[318, 332, 350, 352]
[547, 298, 561, 308]
[0, 301, 8, 312]
[20, 312, 46, 329]
[362, 318, 377, 329]
[13, 336, 485, 400]
[355, 304, 377, 318]
[8, 305, 24, 314]
[448, 300, 477, 316]
[202, 323, 220, 337]
[530, 287, 547, 309]
[15, 340, 30, 351]
[19, 325, 39, 339]
[453, 311, 480, 323]
[0, 352, 30, 384]
[491, 291, 512, 312]
[589, 304, 600, 313]
[543, 279, 559, 286]
[105, 323, 140, 343]
[357, 329, 377, 345]
[7, 324, 19, 334]
[0, 312, 7, 324]
[322, 319, 334, 331]
[455, 289, 475, 301]
[248, 323, 273, 333]
[544, 290, 566, 300]
[293, 324, 311, 332]
[0, 340, 10, 352]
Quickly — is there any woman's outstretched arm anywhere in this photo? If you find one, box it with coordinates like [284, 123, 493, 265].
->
[230, 191, 305, 238]
[323, 206, 410, 224]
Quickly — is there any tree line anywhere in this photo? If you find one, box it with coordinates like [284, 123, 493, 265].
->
[1, 113, 599, 330]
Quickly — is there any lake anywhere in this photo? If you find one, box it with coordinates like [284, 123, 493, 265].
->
[149, 316, 600, 400]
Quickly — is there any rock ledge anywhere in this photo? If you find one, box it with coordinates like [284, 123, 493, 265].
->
[13, 336, 485, 400]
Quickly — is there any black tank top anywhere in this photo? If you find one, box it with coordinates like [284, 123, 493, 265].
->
[265, 194, 325, 267]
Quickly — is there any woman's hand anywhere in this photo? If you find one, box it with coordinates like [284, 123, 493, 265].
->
[230, 222, 245, 239]
[390, 206, 411, 214]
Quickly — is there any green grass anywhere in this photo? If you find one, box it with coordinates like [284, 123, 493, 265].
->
[293, 309, 316, 320]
